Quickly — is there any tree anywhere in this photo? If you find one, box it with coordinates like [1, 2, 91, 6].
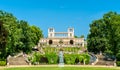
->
[0, 21, 8, 59]
[0, 10, 24, 55]
[87, 12, 120, 55]
[30, 25, 43, 45]
[19, 20, 34, 53]
[80, 35, 84, 38]
[0, 10, 43, 57]
[74, 36, 78, 38]
[87, 19, 107, 53]
[19, 21, 43, 53]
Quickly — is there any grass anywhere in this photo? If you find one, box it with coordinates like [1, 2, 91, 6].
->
[2, 66, 120, 70]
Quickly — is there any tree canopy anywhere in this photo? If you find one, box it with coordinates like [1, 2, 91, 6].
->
[87, 12, 120, 57]
[0, 20, 8, 59]
[74, 35, 84, 38]
[0, 10, 43, 59]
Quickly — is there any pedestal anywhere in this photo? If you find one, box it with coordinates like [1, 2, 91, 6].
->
[58, 63, 64, 67]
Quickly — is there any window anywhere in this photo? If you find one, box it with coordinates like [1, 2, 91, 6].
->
[50, 34, 52, 37]
[49, 40, 53, 44]
[49, 28, 53, 32]
[70, 40, 74, 45]
[70, 33, 72, 37]
[69, 29, 73, 32]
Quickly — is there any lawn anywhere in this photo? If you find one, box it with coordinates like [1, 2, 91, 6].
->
[3, 67, 120, 70]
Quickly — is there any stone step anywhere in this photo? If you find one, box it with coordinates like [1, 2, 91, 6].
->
[8, 56, 28, 65]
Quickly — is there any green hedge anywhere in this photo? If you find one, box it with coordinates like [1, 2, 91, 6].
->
[45, 52, 58, 64]
[30, 52, 43, 64]
[116, 61, 120, 66]
[82, 54, 90, 64]
[29, 52, 90, 65]
[116, 53, 120, 66]
[29, 52, 58, 64]
[64, 53, 90, 64]
[78, 55, 84, 62]
[0, 61, 6, 66]
[64, 54, 77, 64]
[116, 53, 120, 61]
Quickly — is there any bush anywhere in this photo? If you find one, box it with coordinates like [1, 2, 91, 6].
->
[29, 52, 90, 65]
[0, 61, 6, 66]
[116, 53, 120, 61]
[82, 54, 90, 64]
[39, 56, 48, 63]
[45, 52, 58, 64]
[64, 54, 77, 64]
[64, 53, 90, 65]
[116, 61, 120, 66]
[30, 52, 43, 64]
[77, 55, 84, 63]
[105, 50, 113, 55]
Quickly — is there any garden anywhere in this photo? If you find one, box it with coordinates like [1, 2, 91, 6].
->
[28, 46, 90, 65]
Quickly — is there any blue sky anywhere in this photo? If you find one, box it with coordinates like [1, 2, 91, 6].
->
[0, 0, 120, 38]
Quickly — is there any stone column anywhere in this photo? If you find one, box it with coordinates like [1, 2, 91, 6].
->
[82, 42, 84, 47]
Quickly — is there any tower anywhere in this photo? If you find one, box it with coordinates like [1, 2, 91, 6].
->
[68, 28, 74, 38]
[48, 28, 55, 38]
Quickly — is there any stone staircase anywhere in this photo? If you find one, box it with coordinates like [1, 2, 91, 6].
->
[95, 55, 115, 66]
[7, 55, 29, 65]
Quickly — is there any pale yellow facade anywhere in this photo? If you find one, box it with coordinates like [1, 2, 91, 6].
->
[39, 28, 84, 47]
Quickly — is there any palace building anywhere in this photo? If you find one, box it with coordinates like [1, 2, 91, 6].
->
[39, 28, 84, 47]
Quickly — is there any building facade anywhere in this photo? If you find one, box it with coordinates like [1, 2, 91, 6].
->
[39, 28, 84, 47]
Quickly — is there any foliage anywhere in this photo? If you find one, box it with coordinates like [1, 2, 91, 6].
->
[82, 53, 90, 64]
[116, 53, 120, 61]
[28, 51, 90, 65]
[64, 54, 77, 64]
[29, 52, 58, 64]
[74, 35, 78, 38]
[19, 20, 34, 53]
[116, 61, 120, 66]
[80, 35, 84, 38]
[104, 50, 113, 56]
[30, 52, 43, 64]
[0, 61, 6, 66]
[74, 35, 84, 38]
[0, 10, 22, 56]
[0, 20, 8, 59]
[45, 52, 58, 64]
[30, 25, 43, 45]
[87, 12, 120, 56]
[0, 10, 43, 59]
[64, 53, 90, 64]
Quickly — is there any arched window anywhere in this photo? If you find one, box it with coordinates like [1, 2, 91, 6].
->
[70, 40, 74, 45]
[49, 40, 53, 45]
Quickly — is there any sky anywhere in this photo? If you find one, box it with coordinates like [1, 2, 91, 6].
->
[0, 0, 120, 38]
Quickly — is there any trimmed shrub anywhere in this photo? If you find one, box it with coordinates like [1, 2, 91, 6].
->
[82, 54, 90, 64]
[0, 61, 6, 66]
[116, 61, 120, 66]
[116, 53, 120, 61]
[64, 54, 76, 64]
[45, 52, 58, 64]
[40, 56, 48, 63]
[64, 53, 90, 65]
[30, 52, 43, 64]
[77, 55, 84, 63]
